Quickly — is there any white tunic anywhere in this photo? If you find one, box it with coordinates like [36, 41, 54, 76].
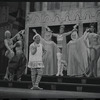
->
[28, 42, 44, 68]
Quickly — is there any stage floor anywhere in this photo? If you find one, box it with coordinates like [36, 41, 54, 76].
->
[0, 87, 100, 98]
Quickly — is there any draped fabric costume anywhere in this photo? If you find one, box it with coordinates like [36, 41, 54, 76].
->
[66, 33, 89, 76]
[41, 40, 57, 75]
[8, 41, 26, 80]
[8, 52, 26, 79]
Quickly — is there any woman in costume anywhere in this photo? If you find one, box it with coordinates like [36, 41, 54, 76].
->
[51, 24, 78, 60]
[4, 30, 24, 80]
[67, 27, 90, 77]
[8, 31, 27, 81]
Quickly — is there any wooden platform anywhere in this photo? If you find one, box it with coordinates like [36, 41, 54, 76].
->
[0, 87, 100, 98]
[0, 74, 100, 94]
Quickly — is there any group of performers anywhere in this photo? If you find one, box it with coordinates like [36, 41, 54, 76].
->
[3, 23, 100, 90]
[4, 30, 26, 81]
[29, 23, 100, 77]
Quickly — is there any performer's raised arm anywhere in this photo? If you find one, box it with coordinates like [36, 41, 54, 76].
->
[45, 26, 58, 37]
[52, 33, 58, 37]
[82, 28, 91, 48]
[32, 29, 48, 44]
[83, 28, 90, 40]
[11, 30, 25, 41]
[63, 24, 78, 36]
[4, 39, 13, 52]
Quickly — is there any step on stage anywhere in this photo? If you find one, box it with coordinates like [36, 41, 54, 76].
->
[0, 87, 100, 98]
[0, 74, 100, 98]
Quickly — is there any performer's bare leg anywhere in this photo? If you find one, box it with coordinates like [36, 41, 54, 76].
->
[86, 56, 90, 74]
[56, 63, 61, 76]
[93, 48, 100, 77]
[93, 60, 97, 77]
[4, 67, 9, 80]
[88, 48, 96, 77]
[4, 58, 13, 80]
[60, 65, 63, 76]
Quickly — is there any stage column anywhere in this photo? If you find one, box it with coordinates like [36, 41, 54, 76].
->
[78, 2, 83, 37]
[97, 21, 100, 35]
[24, 2, 30, 74]
[97, 2, 100, 35]
[41, 2, 47, 38]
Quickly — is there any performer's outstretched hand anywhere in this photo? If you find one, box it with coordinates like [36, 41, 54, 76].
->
[73, 24, 78, 29]
[32, 29, 37, 33]
[22, 29, 25, 33]
[17, 29, 24, 35]
[86, 28, 90, 32]
[45, 26, 52, 32]
[17, 30, 22, 34]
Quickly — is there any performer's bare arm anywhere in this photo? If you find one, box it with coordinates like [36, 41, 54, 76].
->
[32, 29, 48, 44]
[45, 26, 58, 37]
[30, 45, 37, 55]
[83, 28, 90, 40]
[92, 45, 100, 50]
[11, 30, 25, 41]
[52, 24, 78, 37]
[63, 24, 78, 36]
[52, 33, 58, 37]
[4, 40, 12, 52]
[83, 28, 90, 48]
[63, 29, 77, 36]
[11, 43, 16, 49]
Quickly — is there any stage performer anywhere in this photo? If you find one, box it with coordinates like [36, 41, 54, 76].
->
[4, 30, 24, 80]
[56, 48, 67, 76]
[67, 27, 90, 77]
[8, 31, 26, 81]
[28, 33, 46, 90]
[51, 24, 78, 61]
[85, 24, 100, 77]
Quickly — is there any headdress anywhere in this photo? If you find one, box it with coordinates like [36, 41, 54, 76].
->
[33, 33, 40, 40]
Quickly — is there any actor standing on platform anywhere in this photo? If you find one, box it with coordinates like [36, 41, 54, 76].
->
[85, 24, 100, 77]
[56, 48, 67, 76]
[28, 33, 46, 90]
[67, 27, 90, 77]
[4, 30, 24, 80]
